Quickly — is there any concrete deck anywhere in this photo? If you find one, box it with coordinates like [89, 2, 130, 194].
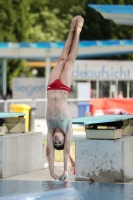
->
[3, 162, 75, 182]
[2, 161, 133, 184]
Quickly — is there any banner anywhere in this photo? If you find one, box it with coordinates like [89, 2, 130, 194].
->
[74, 60, 133, 80]
[12, 78, 46, 99]
[91, 98, 133, 116]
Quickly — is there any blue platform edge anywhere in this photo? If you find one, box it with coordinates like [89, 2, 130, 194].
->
[0, 112, 25, 118]
[72, 114, 133, 125]
[88, 4, 133, 14]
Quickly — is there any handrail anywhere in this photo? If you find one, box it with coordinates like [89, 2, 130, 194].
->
[34, 98, 92, 102]
[0, 100, 5, 103]
[0, 98, 92, 118]
[4, 99, 33, 112]
[34, 98, 47, 102]
[67, 98, 92, 102]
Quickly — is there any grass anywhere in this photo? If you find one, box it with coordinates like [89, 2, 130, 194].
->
[43, 140, 75, 162]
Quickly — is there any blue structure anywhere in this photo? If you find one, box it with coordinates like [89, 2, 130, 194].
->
[88, 4, 133, 26]
[1, 40, 133, 59]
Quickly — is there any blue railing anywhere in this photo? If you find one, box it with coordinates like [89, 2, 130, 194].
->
[0, 40, 133, 49]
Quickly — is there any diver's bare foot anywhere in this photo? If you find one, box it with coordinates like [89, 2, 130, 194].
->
[70, 16, 78, 31]
[76, 15, 84, 33]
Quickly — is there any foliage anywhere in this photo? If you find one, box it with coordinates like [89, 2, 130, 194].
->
[29, 0, 85, 41]
[0, 0, 32, 85]
[0, 0, 31, 42]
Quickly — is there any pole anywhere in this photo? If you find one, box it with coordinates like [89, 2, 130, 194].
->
[96, 80, 99, 98]
[127, 81, 130, 98]
[45, 50, 51, 117]
[45, 50, 51, 98]
[1, 59, 6, 97]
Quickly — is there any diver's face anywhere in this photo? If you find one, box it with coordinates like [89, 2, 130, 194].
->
[53, 129, 65, 147]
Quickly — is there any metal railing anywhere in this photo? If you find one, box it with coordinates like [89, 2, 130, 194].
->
[5, 99, 33, 112]
[0, 98, 92, 119]
[0, 100, 5, 112]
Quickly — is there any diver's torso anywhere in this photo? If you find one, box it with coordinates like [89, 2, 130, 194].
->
[46, 90, 72, 134]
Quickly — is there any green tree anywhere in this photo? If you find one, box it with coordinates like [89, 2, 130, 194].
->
[0, 0, 32, 86]
[29, 0, 85, 42]
[0, 0, 31, 41]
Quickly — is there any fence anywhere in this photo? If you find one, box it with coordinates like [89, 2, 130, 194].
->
[0, 98, 92, 119]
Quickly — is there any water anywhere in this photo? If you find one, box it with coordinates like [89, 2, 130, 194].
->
[0, 180, 133, 200]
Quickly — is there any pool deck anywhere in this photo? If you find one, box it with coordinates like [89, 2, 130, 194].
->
[3, 162, 75, 182]
[2, 161, 133, 184]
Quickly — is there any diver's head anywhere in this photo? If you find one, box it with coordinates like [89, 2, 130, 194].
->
[53, 128, 65, 150]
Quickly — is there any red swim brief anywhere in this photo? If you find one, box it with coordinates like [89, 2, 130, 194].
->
[47, 79, 70, 94]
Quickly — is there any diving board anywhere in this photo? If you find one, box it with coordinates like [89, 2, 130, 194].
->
[72, 115, 133, 125]
[0, 112, 25, 118]
[0, 112, 25, 135]
[88, 4, 133, 26]
[72, 115, 133, 139]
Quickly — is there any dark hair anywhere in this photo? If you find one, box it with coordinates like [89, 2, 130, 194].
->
[54, 144, 64, 150]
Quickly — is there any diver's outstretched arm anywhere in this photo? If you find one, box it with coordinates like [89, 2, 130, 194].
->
[47, 131, 59, 180]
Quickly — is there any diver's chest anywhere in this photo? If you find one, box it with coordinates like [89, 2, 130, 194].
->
[47, 116, 70, 133]
[49, 116, 68, 126]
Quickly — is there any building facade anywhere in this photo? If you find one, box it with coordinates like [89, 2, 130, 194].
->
[73, 60, 133, 98]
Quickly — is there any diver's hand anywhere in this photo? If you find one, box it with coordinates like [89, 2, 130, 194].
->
[51, 172, 59, 180]
[59, 172, 68, 181]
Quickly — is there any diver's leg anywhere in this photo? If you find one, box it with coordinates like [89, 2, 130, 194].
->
[48, 16, 77, 85]
[60, 16, 84, 87]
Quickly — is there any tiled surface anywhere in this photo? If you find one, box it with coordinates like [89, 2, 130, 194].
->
[0, 180, 133, 200]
